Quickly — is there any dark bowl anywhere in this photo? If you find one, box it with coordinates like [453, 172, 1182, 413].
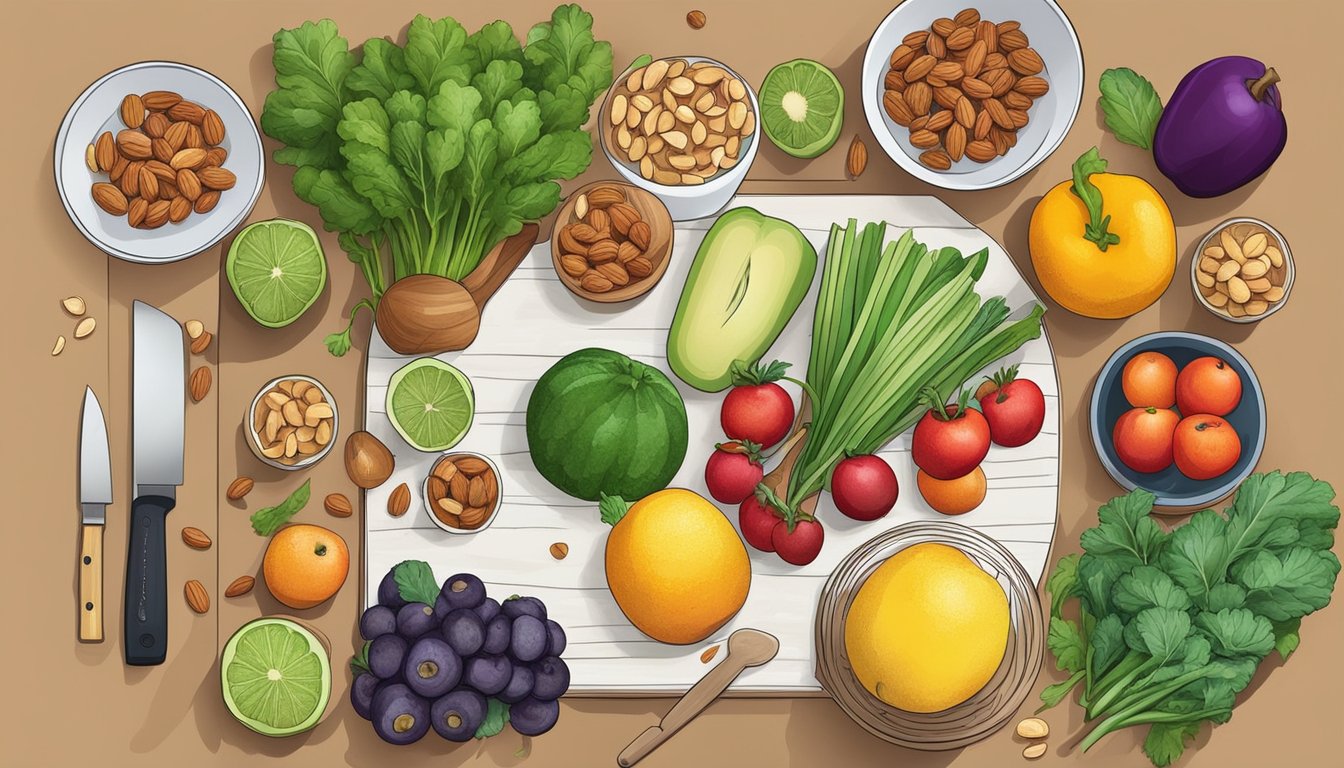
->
[1089, 332, 1266, 514]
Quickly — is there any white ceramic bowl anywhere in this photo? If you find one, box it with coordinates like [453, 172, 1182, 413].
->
[862, 0, 1083, 190]
[1191, 218, 1294, 324]
[54, 61, 265, 263]
[246, 375, 338, 471]
[422, 452, 503, 535]
[600, 56, 760, 221]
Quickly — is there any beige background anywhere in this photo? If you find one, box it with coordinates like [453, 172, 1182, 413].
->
[3, 0, 1341, 765]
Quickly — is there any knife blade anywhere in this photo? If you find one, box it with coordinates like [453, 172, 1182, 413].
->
[78, 387, 111, 642]
[126, 300, 185, 666]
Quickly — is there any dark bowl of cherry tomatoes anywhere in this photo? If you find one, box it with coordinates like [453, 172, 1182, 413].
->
[1089, 332, 1266, 513]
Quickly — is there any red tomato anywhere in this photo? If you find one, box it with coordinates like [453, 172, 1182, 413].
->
[1173, 415, 1242, 480]
[704, 442, 763, 504]
[912, 399, 991, 480]
[771, 518, 824, 566]
[978, 367, 1047, 447]
[1176, 356, 1242, 417]
[738, 495, 780, 552]
[721, 361, 796, 448]
[1122, 351, 1178, 408]
[830, 455, 898, 521]
[1112, 406, 1180, 473]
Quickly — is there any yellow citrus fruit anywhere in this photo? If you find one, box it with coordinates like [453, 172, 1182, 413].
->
[605, 489, 751, 644]
[263, 524, 349, 609]
[844, 543, 1009, 713]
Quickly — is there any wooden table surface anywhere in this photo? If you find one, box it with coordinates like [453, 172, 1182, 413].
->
[3, 1, 1340, 765]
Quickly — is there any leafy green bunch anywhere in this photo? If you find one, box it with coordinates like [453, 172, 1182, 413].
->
[1041, 472, 1340, 766]
[260, 5, 613, 354]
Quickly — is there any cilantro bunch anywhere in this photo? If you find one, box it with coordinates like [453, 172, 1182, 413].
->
[260, 5, 612, 354]
[1041, 471, 1340, 765]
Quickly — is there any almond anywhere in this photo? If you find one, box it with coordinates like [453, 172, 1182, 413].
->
[962, 77, 993, 100]
[198, 166, 236, 191]
[95, 131, 117, 171]
[884, 70, 908, 92]
[120, 94, 145, 128]
[903, 82, 932, 114]
[931, 17, 957, 36]
[170, 148, 207, 170]
[549, 542, 569, 560]
[999, 29, 1030, 51]
[185, 123, 206, 149]
[143, 112, 169, 138]
[606, 202, 640, 235]
[974, 109, 993, 140]
[963, 40, 988, 78]
[984, 98, 1014, 130]
[168, 100, 206, 124]
[184, 580, 209, 614]
[226, 476, 254, 500]
[91, 183, 128, 215]
[145, 160, 176, 183]
[117, 130, 152, 159]
[128, 198, 148, 227]
[1003, 90, 1034, 111]
[85, 143, 99, 173]
[201, 109, 226, 145]
[904, 54, 937, 82]
[138, 166, 160, 202]
[163, 121, 190, 150]
[945, 123, 968, 162]
[1007, 48, 1045, 75]
[190, 329, 212, 353]
[194, 191, 220, 214]
[585, 207, 610, 234]
[617, 241, 642, 263]
[118, 161, 142, 196]
[627, 220, 651, 250]
[143, 200, 171, 229]
[626, 256, 653, 279]
[903, 30, 929, 48]
[204, 147, 228, 167]
[189, 366, 211, 402]
[966, 139, 998, 162]
[888, 44, 917, 71]
[580, 271, 614, 293]
[182, 527, 212, 550]
[847, 135, 868, 178]
[224, 576, 255, 598]
[151, 137, 175, 164]
[686, 9, 706, 29]
[976, 20, 999, 52]
[585, 186, 626, 208]
[586, 239, 619, 264]
[557, 225, 586, 255]
[592, 261, 628, 287]
[1014, 76, 1050, 97]
[142, 90, 182, 110]
[925, 110, 954, 132]
[74, 317, 97, 339]
[944, 26, 975, 51]
[560, 254, 587, 277]
[324, 493, 353, 518]
[700, 645, 720, 663]
[176, 169, 202, 201]
[387, 482, 410, 517]
[109, 154, 129, 182]
[919, 149, 952, 170]
[882, 90, 915, 126]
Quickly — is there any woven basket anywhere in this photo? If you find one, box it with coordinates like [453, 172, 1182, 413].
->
[814, 521, 1045, 750]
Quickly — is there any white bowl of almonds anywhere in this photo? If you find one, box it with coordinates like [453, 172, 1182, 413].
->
[247, 375, 338, 470]
[1192, 218, 1293, 323]
[601, 56, 760, 221]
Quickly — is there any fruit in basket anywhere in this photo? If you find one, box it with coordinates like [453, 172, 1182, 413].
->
[721, 360, 796, 448]
[667, 208, 818, 392]
[705, 441, 764, 504]
[527, 348, 688, 501]
[912, 388, 991, 481]
[1175, 356, 1242, 417]
[830, 454, 898, 521]
[1173, 415, 1241, 480]
[844, 543, 1009, 713]
[1121, 351, 1177, 409]
[221, 617, 331, 736]
[226, 219, 328, 328]
[759, 59, 845, 158]
[1112, 406, 1179, 474]
[976, 366, 1046, 447]
[385, 357, 475, 452]
[916, 467, 987, 516]
[602, 490, 751, 644]
[262, 523, 349, 609]
[1029, 149, 1176, 319]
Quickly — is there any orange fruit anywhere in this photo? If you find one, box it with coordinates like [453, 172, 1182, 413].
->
[1121, 351, 1178, 408]
[917, 467, 987, 515]
[263, 524, 349, 609]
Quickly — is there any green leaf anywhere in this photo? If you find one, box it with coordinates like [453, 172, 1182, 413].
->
[1233, 548, 1341, 622]
[503, 129, 591, 182]
[350, 640, 372, 676]
[467, 20, 524, 72]
[292, 167, 382, 234]
[1223, 472, 1339, 561]
[1113, 565, 1193, 616]
[1143, 721, 1200, 768]
[1080, 489, 1165, 564]
[338, 98, 392, 152]
[1039, 670, 1084, 711]
[1196, 608, 1275, 659]
[474, 59, 525, 117]
[1204, 583, 1247, 612]
[1098, 68, 1163, 150]
[1090, 614, 1127, 679]
[523, 3, 612, 98]
[394, 560, 440, 605]
[493, 99, 542, 160]
[324, 330, 353, 357]
[262, 20, 355, 170]
[427, 81, 484, 134]
[626, 53, 653, 72]
[250, 480, 312, 536]
[404, 15, 472, 96]
[426, 128, 466, 180]
[347, 38, 414, 101]
[475, 697, 510, 739]
[599, 493, 630, 526]
[1047, 617, 1086, 674]
[1160, 510, 1234, 605]
[1271, 617, 1301, 659]
[385, 90, 428, 124]
[1123, 607, 1191, 662]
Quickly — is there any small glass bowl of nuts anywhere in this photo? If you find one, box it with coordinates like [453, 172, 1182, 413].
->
[1192, 218, 1293, 323]
[423, 452, 502, 535]
[600, 56, 760, 221]
[551, 181, 674, 302]
[247, 375, 338, 470]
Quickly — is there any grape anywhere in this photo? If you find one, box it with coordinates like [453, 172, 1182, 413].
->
[530, 656, 570, 701]
[360, 605, 397, 641]
[545, 619, 567, 656]
[442, 609, 485, 657]
[403, 637, 462, 699]
[368, 633, 408, 679]
[463, 653, 512, 696]
[473, 596, 501, 624]
[371, 683, 430, 745]
[509, 697, 560, 736]
[501, 596, 546, 621]
[430, 688, 487, 742]
[377, 569, 406, 608]
[482, 614, 511, 655]
[510, 615, 548, 662]
[396, 602, 438, 639]
[499, 664, 534, 704]
[440, 573, 486, 610]
[351, 672, 380, 720]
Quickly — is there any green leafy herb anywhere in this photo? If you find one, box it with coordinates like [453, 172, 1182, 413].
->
[394, 560, 440, 605]
[250, 480, 312, 536]
[1039, 472, 1340, 767]
[1099, 67, 1163, 150]
[262, 5, 613, 355]
[475, 697, 511, 738]
[350, 641, 371, 677]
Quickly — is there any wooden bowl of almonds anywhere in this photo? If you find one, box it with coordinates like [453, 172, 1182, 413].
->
[1191, 217, 1293, 323]
[246, 375, 338, 470]
[423, 452, 502, 535]
[551, 181, 674, 303]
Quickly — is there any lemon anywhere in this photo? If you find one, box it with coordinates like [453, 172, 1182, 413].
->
[844, 543, 1009, 713]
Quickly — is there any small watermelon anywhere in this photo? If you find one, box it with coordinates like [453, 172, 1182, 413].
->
[526, 348, 688, 501]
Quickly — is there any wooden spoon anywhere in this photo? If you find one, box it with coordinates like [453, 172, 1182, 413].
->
[617, 629, 780, 767]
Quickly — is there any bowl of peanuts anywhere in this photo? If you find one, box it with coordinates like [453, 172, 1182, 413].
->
[861, 0, 1082, 190]
[1191, 218, 1294, 323]
[600, 56, 760, 221]
[54, 61, 265, 264]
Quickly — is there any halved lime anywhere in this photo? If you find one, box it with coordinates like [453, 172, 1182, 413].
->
[227, 218, 328, 328]
[221, 617, 331, 737]
[387, 358, 475, 452]
[759, 59, 845, 158]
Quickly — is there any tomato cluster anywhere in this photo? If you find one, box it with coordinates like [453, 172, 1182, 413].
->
[1114, 352, 1243, 479]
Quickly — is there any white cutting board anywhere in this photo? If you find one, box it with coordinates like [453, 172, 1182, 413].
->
[362, 195, 1060, 695]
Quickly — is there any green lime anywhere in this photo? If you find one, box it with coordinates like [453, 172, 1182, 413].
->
[227, 218, 328, 328]
[759, 59, 845, 158]
[387, 357, 475, 452]
[221, 617, 331, 737]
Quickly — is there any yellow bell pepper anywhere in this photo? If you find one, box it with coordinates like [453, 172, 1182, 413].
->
[1029, 148, 1176, 319]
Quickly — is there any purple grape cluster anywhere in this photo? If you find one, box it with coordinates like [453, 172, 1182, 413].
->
[351, 565, 570, 745]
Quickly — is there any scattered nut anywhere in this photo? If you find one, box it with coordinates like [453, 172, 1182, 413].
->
[62, 296, 87, 316]
[184, 579, 209, 614]
[51, 336, 66, 356]
[184, 319, 204, 339]
[1022, 743, 1047, 760]
[181, 527, 212, 550]
[324, 493, 354, 518]
[549, 542, 569, 560]
[74, 317, 96, 339]
[686, 9, 707, 29]
[225, 476, 254, 501]
[847, 135, 868, 178]
[190, 330, 213, 355]
[224, 575, 255, 598]
[388, 482, 411, 517]
[1016, 717, 1049, 740]
[700, 645, 720, 663]
[189, 366, 211, 402]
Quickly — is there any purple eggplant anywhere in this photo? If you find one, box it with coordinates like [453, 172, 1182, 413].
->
[1153, 56, 1286, 198]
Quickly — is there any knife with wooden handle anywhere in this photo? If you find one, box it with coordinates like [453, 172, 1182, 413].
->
[78, 387, 112, 642]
